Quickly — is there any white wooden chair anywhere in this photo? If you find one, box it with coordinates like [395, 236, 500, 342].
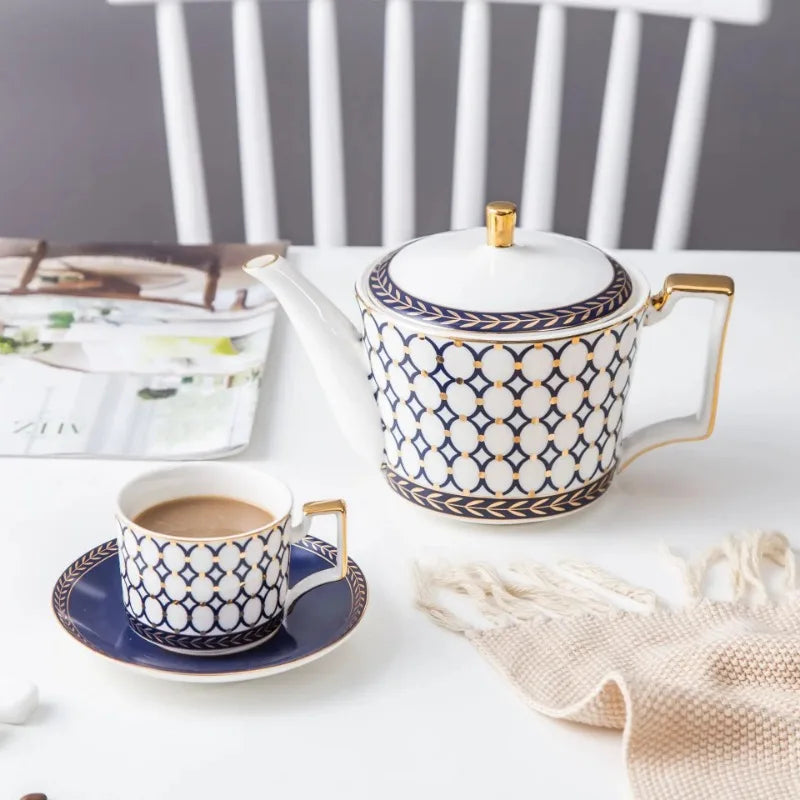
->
[108, 0, 769, 249]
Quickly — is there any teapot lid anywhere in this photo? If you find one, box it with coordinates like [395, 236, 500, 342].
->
[361, 202, 643, 336]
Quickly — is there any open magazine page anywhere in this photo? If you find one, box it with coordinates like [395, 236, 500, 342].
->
[0, 239, 285, 458]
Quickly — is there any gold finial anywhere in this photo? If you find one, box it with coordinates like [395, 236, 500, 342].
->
[486, 201, 517, 248]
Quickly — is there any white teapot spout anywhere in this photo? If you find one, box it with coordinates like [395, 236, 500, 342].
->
[243, 254, 385, 467]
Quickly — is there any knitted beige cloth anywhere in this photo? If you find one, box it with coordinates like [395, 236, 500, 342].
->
[416, 533, 800, 800]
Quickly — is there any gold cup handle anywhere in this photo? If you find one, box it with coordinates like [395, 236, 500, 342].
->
[617, 273, 734, 472]
[286, 499, 348, 610]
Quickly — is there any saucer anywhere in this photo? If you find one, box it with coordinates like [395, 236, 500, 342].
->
[52, 536, 368, 683]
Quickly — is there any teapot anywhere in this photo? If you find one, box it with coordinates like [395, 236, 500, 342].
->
[244, 202, 733, 524]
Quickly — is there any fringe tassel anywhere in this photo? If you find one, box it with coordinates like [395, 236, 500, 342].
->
[557, 560, 658, 613]
[415, 532, 798, 634]
[666, 530, 797, 605]
[414, 559, 650, 633]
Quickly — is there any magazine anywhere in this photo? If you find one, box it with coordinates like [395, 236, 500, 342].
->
[0, 239, 285, 458]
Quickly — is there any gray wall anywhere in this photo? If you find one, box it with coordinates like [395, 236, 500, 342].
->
[0, 0, 798, 248]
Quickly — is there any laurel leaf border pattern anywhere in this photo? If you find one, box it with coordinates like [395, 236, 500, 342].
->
[367, 247, 633, 333]
[383, 467, 614, 520]
[128, 615, 283, 652]
[52, 539, 118, 645]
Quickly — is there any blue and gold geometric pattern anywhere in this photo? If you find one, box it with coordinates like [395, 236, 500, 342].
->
[117, 518, 290, 652]
[359, 303, 644, 521]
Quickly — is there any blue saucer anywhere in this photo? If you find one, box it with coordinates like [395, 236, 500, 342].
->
[52, 537, 367, 682]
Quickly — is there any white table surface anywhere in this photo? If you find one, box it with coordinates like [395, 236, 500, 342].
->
[2, 247, 798, 799]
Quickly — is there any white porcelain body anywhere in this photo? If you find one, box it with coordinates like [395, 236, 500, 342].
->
[116, 463, 347, 653]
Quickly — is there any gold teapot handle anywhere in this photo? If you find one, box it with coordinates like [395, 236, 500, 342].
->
[617, 273, 734, 472]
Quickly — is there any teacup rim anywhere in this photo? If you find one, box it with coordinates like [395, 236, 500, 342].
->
[116, 463, 292, 544]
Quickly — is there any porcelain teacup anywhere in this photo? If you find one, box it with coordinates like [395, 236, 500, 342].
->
[115, 463, 347, 655]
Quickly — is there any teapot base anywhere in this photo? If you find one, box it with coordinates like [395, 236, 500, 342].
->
[382, 467, 614, 525]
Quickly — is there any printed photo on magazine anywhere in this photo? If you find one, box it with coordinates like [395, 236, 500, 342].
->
[0, 239, 286, 458]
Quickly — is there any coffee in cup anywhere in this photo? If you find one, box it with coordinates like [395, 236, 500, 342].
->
[134, 496, 275, 539]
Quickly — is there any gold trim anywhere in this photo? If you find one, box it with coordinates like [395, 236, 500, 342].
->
[357, 293, 649, 345]
[243, 253, 280, 272]
[651, 273, 734, 311]
[303, 498, 348, 578]
[122, 511, 290, 546]
[63, 613, 366, 682]
[368, 255, 632, 334]
[383, 467, 614, 520]
[486, 201, 517, 248]
[618, 273, 734, 472]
